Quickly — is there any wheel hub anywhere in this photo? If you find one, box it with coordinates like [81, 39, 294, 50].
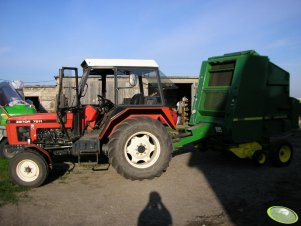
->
[258, 154, 266, 164]
[279, 146, 291, 163]
[25, 166, 32, 173]
[16, 159, 40, 182]
[125, 132, 161, 169]
[137, 144, 146, 154]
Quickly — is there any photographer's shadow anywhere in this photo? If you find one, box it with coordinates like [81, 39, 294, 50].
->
[138, 191, 172, 226]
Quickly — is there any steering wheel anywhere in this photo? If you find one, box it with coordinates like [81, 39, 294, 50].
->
[97, 95, 114, 113]
[97, 95, 105, 108]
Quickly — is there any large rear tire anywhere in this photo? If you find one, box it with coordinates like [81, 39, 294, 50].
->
[9, 151, 49, 187]
[108, 117, 172, 180]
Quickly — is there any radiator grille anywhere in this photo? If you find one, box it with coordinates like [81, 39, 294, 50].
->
[17, 126, 30, 142]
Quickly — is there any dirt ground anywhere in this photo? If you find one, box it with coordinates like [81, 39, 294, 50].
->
[0, 133, 300, 226]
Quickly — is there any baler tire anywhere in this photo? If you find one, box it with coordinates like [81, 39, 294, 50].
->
[252, 150, 267, 166]
[194, 141, 209, 152]
[108, 117, 172, 180]
[269, 140, 293, 167]
[9, 151, 49, 188]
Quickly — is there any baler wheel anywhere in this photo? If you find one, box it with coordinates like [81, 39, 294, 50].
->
[9, 151, 49, 187]
[194, 140, 209, 152]
[108, 117, 172, 180]
[269, 140, 293, 167]
[252, 150, 267, 166]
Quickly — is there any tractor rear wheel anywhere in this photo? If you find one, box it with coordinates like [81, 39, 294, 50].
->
[9, 151, 49, 187]
[269, 140, 293, 167]
[108, 117, 172, 180]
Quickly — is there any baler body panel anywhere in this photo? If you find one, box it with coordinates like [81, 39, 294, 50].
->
[189, 50, 299, 144]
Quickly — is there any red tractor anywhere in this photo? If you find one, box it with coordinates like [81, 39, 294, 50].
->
[6, 59, 177, 187]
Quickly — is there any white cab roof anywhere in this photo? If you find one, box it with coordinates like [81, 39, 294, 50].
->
[82, 59, 159, 68]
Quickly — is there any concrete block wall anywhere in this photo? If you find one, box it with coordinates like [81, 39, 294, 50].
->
[22, 77, 199, 112]
[24, 85, 57, 112]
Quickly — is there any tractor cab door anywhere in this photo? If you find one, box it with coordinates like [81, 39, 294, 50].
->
[56, 67, 82, 140]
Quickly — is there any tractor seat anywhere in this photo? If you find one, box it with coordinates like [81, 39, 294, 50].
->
[130, 93, 144, 105]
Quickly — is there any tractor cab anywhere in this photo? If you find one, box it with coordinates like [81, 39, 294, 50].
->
[0, 81, 36, 158]
[0, 81, 36, 127]
[56, 59, 168, 140]
[80, 59, 164, 106]
[0, 81, 32, 109]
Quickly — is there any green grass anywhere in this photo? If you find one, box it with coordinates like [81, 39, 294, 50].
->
[0, 158, 28, 207]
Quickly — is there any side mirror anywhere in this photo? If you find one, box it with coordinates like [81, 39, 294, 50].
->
[129, 74, 137, 87]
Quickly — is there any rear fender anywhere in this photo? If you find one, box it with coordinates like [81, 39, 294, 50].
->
[99, 107, 176, 140]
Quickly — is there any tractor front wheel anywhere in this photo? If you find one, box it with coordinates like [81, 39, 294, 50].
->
[9, 151, 49, 187]
[108, 117, 172, 180]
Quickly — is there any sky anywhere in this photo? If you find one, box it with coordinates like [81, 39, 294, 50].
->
[0, 0, 301, 97]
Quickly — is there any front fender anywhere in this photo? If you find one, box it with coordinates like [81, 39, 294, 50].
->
[7, 144, 53, 169]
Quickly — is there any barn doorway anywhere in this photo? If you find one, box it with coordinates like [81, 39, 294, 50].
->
[25, 96, 47, 113]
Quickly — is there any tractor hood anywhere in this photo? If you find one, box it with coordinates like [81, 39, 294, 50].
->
[7, 112, 58, 122]
[6, 112, 73, 127]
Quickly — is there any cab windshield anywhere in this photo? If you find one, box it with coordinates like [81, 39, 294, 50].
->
[0, 82, 27, 106]
[76, 67, 164, 106]
[115, 67, 163, 105]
